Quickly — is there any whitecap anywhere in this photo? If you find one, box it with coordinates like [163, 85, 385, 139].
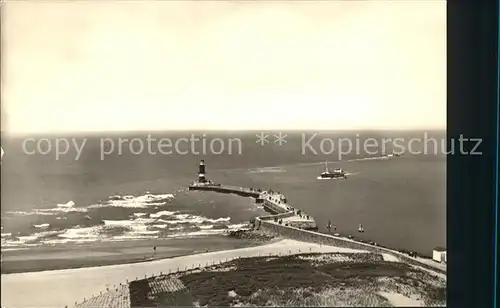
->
[149, 210, 176, 218]
[7, 201, 88, 216]
[34, 223, 50, 229]
[57, 227, 100, 241]
[89, 193, 174, 209]
[199, 225, 214, 230]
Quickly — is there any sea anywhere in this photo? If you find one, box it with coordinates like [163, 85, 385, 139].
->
[0, 130, 446, 256]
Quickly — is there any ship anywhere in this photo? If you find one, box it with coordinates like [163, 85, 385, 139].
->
[318, 162, 347, 179]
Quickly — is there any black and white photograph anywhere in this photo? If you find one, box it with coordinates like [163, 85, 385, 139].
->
[1, 1, 446, 307]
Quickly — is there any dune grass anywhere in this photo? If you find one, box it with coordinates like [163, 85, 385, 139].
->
[130, 252, 446, 307]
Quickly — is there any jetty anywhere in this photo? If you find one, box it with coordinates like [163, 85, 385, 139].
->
[188, 183, 263, 201]
[188, 160, 318, 231]
[188, 160, 446, 274]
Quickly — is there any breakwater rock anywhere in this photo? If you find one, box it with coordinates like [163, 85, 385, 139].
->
[227, 229, 277, 242]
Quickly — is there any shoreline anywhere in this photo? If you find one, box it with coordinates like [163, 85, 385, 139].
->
[1, 179, 445, 275]
[1, 235, 272, 274]
[1, 239, 367, 308]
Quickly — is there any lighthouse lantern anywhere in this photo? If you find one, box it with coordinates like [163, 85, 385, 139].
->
[198, 160, 206, 183]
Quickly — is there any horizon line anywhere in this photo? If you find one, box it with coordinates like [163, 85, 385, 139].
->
[1, 127, 447, 137]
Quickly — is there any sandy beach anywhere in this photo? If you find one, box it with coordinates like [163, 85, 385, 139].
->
[1, 239, 365, 308]
[1, 235, 261, 274]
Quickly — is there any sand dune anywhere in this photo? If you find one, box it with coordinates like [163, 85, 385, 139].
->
[1, 239, 366, 308]
[378, 291, 424, 307]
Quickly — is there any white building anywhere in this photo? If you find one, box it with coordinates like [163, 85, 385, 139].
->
[432, 247, 447, 263]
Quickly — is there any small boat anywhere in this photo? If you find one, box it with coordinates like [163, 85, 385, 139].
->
[358, 224, 364, 233]
[388, 151, 403, 158]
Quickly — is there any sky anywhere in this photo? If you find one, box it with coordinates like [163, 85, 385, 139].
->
[1, 1, 446, 134]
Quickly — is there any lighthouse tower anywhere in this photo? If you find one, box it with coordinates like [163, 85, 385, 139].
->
[198, 160, 206, 183]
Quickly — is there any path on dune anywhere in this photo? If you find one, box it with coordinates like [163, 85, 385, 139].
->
[1, 239, 366, 308]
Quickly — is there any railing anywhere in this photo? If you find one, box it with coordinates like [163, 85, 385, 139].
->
[72, 248, 327, 308]
[259, 211, 295, 221]
[255, 218, 446, 275]
[72, 215, 444, 307]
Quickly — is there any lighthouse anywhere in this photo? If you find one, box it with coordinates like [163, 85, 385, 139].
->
[198, 160, 206, 183]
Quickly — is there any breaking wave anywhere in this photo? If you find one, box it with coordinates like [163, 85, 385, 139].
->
[34, 223, 50, 229]
[4, 194, 175, 218]
[1, 193, 250, 249]
[88, 194, 174, 209]
[6, 201, 88, 216]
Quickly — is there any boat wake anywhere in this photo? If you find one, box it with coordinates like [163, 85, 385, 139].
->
[236, 155, 395, 175]
[345, 155, 391, 162]
[346, 172, 360, 176]
[316, 176, 345, 180]
[248, 167, 286, 173]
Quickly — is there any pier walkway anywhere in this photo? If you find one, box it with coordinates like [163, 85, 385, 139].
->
[189, 182, 445, 274]
[188, 183, 317, 230]
[188, 183, 262, 199]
